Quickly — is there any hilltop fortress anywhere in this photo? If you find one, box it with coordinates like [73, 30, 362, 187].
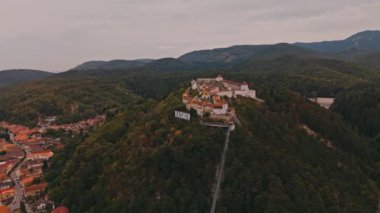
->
[182, 75, 256, 122]
[191, 75, 256, 99]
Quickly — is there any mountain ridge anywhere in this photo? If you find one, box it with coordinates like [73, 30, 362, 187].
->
[71, 59, 154, 71]
[294, 30, 380, 53]
[178, 43, 323, 65]
[0, 69, 52, 87]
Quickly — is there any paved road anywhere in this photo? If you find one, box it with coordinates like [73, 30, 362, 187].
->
[210, 129, 230, 213]
[7, 133, 30, 212]
[9, 162, 25, 212]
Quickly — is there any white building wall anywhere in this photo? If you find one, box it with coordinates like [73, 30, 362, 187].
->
[223, 83, 240, 91]
[212, 108, 228, 115]
[240, 85, 249, 91]
[197, 78, 214, 82]
[191, 81, 198, 90]
[235, 90, 256, 98]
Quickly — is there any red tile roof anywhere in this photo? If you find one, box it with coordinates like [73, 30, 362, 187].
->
[223, 79, 242, 87]
[52, 206, 69, 213]
[0, 205, 9, 213]
[25, 182, 47, 194]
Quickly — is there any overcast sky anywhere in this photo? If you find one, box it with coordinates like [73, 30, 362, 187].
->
[1, 0, 379, 71]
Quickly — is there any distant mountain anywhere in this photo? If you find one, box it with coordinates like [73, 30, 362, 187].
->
[179, 43, 322, 65]
[71, 59, 154, 71]
[146, 58, 195, 72]
[294, 30, 380, 53]
[68, 31, 380, 72]
[60, 58, 195, 80]
[0, 69, 52, 87]
[71, 61, 107, 70]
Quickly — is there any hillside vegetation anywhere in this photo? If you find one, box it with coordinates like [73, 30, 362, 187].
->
[0, 77, 140, 126]
[45, 89, 380, 212]
[1, 52, 379, 126]
[332, 82, 380, 140]
[46, 91, 226, 212]
[220, 92, 379, 212]
[333, 49, 380, 69]
[226, 56, 379, 97]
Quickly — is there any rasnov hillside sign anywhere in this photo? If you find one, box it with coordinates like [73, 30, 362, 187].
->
[175, 111, 191, 121]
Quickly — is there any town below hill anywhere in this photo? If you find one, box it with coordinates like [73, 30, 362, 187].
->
[0, 115, 104, 212]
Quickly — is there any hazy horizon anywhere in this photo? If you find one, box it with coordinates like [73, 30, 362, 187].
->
[1, 0, 379, 72]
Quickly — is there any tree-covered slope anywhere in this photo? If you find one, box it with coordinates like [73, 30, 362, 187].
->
[46, 90, 226, 212]
[230, 56, 379, 97]
[0, 77, 140, 125]
[333, 49, 380, 69]
[0, 66, 210, 126]
[1, 53, 379, 127]
[332, 82, 380, 140]
[45, 88, 380, 213]
[219, 92, 379, 212]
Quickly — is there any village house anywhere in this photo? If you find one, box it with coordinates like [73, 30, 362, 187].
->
[21, 175, 41, 187]
[19, 166, 43, 180]
[0, 187, 14, 201]
[48, 115, 105, 134]
[0, 181, 13, 190]
[33, 198, 54, 212]
[0, 205, 10, 213]
[0, 162, 17, 180]
[52, 206, 69, 213]
[24, 182, 48, 197]
[27, 150, 53, 160]
[26, 159, 44, 170]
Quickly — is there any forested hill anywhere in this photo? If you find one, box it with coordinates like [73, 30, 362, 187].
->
[332, 81, 380, 140]
[178, 43, 321, 65]
[230, 56, 378, 97]
[1, 52, 379, 126]
[293, 30, 380, 68]
[333, 49, 380, 69]
[0, 69, 52, 87]
[71, 59, 153, 71]
[0, 77, 141, 126]
[219, 91, 379, 212]
[45, 88, 380, 212]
